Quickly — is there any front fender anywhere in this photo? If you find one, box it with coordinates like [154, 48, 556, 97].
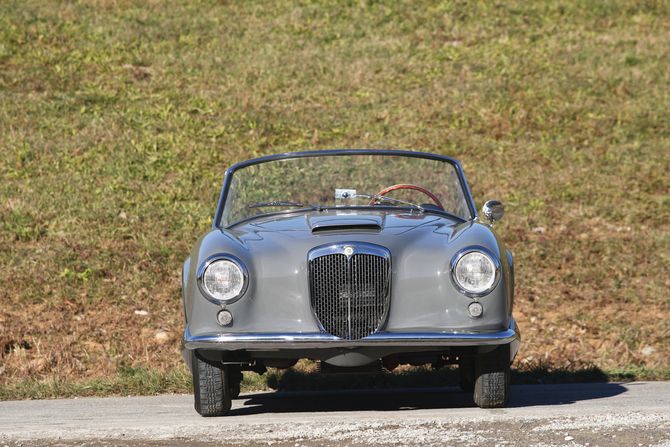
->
[182, 257, 191, 325]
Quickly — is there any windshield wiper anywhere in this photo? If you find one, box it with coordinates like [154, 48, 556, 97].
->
[249, 201, 322, 211]
[356, 194, 425, 212]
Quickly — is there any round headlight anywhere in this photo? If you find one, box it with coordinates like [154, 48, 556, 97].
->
[198, 256, 248, 304]
[451, 249, 499, 296]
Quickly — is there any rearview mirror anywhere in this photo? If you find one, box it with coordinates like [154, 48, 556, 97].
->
[482, 200, 504, 224]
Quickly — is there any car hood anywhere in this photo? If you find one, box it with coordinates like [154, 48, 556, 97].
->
[223, 209, 466, 248]
[189, 209, 509, 335]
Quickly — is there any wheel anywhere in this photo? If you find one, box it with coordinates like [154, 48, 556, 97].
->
[458, 356, 476, 393]
[368, 184, 445, 210]
[192, 350, 232, 417]
[473, 344, 511, 408]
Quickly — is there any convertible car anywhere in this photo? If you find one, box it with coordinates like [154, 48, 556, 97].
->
[181, 150, 520, 416]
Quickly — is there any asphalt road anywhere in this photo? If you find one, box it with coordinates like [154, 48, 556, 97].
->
[1, 382, 669, 447]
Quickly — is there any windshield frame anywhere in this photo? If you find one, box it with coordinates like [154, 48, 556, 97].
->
[212, 150, 478, 229]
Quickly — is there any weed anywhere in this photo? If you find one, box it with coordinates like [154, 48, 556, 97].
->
[1, 0, 669, 399]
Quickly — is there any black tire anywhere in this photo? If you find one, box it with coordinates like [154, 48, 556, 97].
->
[473, 343, 511, 408]
[458, 356, 476, 393]
[192, 351, 232, 417]
[229, 368, 243, 399]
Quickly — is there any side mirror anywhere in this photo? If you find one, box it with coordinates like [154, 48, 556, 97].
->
[482, 200, 504, 224]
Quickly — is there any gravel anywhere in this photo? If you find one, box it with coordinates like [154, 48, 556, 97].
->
[1, 382, 670, 447]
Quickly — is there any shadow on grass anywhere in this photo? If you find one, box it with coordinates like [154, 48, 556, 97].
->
[512, 363, 609, 385]
[264, 363, 609, 393]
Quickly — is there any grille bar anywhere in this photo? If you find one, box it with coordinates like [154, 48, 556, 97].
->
[309, 243, 390, 340]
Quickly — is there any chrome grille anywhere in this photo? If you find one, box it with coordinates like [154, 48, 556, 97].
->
[309, 244, 390, 340]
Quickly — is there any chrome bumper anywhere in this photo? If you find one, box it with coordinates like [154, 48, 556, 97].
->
[183, 318, 520, 351]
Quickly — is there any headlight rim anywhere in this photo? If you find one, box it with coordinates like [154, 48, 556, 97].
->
[450, 246, 501, 298]
[197, 254, 249, 305]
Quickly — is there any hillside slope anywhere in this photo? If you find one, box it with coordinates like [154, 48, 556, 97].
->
[1, 0, 668, 396]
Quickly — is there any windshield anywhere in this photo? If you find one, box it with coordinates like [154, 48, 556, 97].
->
[219, 152, 473, 227]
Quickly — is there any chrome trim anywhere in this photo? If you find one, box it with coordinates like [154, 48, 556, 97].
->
[183, 319, 520, 350]
[308, 242, 391, 261]
[196, 254, 249, 305]
[450, 246, 501, 299]
[308, 242, 392, 340]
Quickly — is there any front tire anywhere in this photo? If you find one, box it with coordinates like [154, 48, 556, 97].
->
[192, 350, 232, 417]
[473, 344, 511, 408]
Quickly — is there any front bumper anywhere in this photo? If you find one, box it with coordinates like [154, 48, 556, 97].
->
[183, 317, 521, 352]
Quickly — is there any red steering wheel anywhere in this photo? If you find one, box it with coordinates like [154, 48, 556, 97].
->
[368, 184, 445, 211]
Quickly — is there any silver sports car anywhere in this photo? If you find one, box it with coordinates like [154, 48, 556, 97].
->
[181, 150, 520, 416]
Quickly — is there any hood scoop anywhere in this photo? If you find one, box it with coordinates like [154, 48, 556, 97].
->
[308, 214, 383, 235]
[312, 223, 382, 234]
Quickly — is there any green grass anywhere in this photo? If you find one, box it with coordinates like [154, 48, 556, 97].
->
[1, 0, 669, 399]
[0, 365, 194, 401]
[5, 363, 669, 401]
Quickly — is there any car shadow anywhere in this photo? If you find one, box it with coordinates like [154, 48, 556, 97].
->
[230, 382, 629, 416]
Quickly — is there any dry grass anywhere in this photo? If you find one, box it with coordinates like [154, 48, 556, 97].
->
[1, 0, 669, 398]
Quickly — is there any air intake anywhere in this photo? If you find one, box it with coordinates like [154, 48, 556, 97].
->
[308, 243, 391, 340]
[311, 224, 381, 234]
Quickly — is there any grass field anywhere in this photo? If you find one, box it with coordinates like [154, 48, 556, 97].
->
[1, 0, 669, 399]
